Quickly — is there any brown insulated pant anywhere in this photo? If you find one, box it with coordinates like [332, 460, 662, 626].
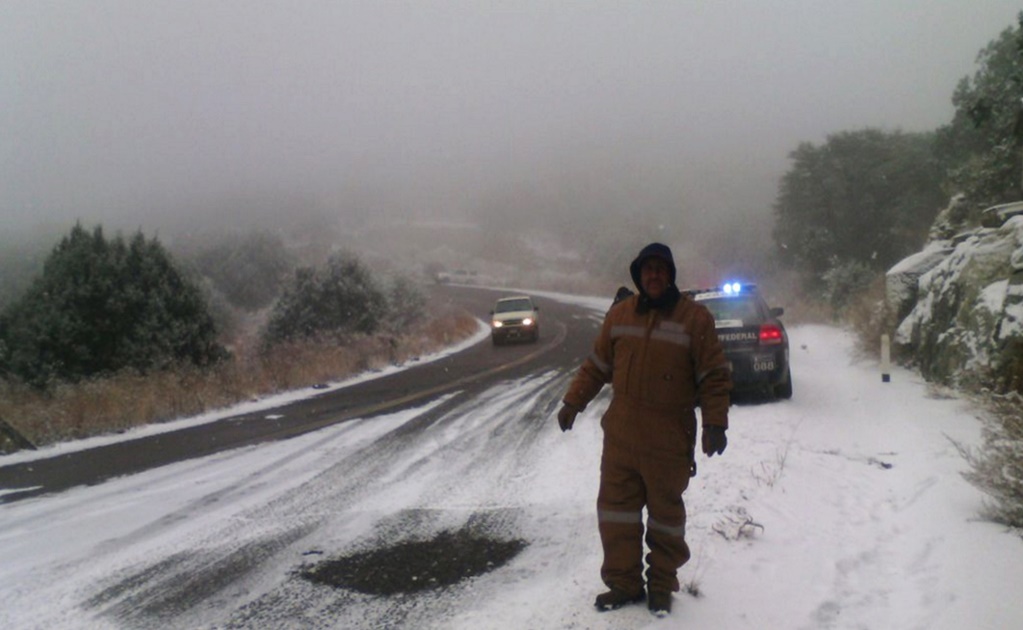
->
[597, 440, 692, 594]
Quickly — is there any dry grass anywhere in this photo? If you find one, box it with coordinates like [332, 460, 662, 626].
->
[844, 275, 890, 360]
[751, 270, 833, 327]
[0, 307, 480, 450]
[953, 390, 1023, 531]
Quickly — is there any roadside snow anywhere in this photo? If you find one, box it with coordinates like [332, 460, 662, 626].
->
[677, 325, 1006, 630]
[444, 323, 1017, 630]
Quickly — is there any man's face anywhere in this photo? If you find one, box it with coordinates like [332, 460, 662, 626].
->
[640, 257, 671, 299]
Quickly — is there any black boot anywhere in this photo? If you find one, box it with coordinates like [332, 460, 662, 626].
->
[647, 590, 672, 616]
[594, 586, 645, 611]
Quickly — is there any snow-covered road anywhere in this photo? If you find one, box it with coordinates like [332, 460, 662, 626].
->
[1, 311, 1019, 629]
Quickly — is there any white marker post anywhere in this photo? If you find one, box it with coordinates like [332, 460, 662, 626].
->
[881, 334, 891, 383]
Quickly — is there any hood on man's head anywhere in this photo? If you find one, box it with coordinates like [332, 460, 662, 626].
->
[629, 242, 677, 290]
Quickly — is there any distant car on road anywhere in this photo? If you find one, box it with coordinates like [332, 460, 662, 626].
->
[690, 283, 792, 399]
[490, 295, 540, 345]
[436, 269, 479, 284]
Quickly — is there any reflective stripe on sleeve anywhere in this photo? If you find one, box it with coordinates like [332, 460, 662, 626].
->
[588, 352, 611, 376]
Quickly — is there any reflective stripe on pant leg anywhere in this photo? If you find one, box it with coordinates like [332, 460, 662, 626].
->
[597, 450, 646, 594]
[647, 516, 686, 537]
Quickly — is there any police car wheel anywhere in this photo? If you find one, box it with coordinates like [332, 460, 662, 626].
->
[774, 368, 793, 400]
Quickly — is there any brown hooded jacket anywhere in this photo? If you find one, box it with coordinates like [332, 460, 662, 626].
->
[563, 290, 731, 458]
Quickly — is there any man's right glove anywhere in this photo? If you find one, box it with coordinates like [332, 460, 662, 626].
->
[702, 425, 727, 456]
[557, 403, 579, 432]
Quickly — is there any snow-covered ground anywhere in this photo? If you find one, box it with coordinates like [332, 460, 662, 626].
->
[0, 292, 1020, 629]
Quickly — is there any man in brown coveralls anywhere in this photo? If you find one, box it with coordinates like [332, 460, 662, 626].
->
[557, 242, 732, 617]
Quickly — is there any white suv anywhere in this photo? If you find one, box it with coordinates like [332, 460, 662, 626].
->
[490, 295, 540, 345]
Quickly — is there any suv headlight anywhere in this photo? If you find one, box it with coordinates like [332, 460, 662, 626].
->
[522, 317, 534, 326]
[492, 320, 503, 328]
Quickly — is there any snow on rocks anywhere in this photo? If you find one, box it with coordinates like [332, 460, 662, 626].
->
[890, 208, 1023, 392]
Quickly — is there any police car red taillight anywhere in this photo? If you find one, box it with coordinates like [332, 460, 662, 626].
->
[759, 324, 784, 345]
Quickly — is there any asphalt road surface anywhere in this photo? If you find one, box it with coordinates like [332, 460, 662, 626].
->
[0, 284, 600, 503]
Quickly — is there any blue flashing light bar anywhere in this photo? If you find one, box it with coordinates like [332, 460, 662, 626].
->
[722, 281, 742, 295]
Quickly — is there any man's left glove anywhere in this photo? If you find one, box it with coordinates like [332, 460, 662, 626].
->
[557, 403, 579, 432]
[702, 425, 727, 456]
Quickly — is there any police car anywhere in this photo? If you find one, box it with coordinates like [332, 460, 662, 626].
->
[689, 282, 792, 399]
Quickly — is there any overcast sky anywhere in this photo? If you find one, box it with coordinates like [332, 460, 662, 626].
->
[2, 1, 1021, 241]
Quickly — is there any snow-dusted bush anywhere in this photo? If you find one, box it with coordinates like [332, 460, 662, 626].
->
[262, 251, 431, 349]
[262, 252, 389, 346]
[821, 258, 876, 312]
[382, 274, 427, 332]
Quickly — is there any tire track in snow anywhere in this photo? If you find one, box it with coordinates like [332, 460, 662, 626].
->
[80, 369, 572, 629]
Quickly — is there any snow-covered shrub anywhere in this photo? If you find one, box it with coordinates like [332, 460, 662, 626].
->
[262, 252, 388, 347]
[382, 274, 427, 332]
[821, 258, 876, 312]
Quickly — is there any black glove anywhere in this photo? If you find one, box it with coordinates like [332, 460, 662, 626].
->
[557, 403, 579, 432]
[702, 425, 727, 456]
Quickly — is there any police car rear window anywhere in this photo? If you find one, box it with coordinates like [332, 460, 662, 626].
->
[698, 297, 760, 322]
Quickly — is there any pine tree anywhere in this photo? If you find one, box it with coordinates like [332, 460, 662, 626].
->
[0, 224, 226, 386]
[936, 13, 1023, 205]
[772, 129, 945, 291]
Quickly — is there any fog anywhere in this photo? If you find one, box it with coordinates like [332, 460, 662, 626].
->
[2, 1, 1021, 279]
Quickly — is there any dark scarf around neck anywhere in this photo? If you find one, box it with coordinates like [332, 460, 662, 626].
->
[636, 285, 681, 314]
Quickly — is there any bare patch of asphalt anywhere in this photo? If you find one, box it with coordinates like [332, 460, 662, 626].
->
[298, 527, 528, 595]
[214, 508, 538, 630]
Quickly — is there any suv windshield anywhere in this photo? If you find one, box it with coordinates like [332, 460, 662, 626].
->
[495, 298, 532, 313]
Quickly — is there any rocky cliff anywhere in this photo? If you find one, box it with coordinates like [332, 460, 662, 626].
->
[887, 198, 1023, 393]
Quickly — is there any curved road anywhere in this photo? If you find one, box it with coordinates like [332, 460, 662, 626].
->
[0, 284, 601, 502]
